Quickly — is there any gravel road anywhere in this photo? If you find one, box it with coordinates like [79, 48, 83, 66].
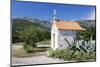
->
[12, 55, 71, 66]
[11, 43, 72, 66]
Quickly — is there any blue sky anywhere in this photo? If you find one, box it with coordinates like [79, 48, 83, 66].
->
[12, 0, 96, 21]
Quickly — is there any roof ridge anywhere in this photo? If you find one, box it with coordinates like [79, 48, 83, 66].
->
[55, 20, 78, 23]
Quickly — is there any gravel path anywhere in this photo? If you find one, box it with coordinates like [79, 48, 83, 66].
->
[12, 43, 72, 66]
[12, 55, 71, 66]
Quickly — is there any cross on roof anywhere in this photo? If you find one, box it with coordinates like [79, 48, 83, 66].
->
[53, 9, 57, 22]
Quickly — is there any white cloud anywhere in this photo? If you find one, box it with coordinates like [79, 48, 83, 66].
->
[88, 10, 95, 20]
[81, 10, 95, 20]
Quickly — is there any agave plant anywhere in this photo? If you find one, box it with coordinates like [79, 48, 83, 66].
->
[70, 35, 95, 53]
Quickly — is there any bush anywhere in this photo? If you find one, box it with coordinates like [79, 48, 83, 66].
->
[23, 29, 51, 53]
[49, 49, 71, 60]
[48, 49, 96, 61]
[23, 32, 39, 53]
[76, 26, 96, 41]
[49, 36, 96, 61]
[23, 43, 34, 53]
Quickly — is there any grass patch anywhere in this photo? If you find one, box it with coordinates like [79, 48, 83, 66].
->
[12, 47, 49, 58]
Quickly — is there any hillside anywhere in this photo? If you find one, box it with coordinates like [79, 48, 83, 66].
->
[77, 20, 96, 28]
[12, 17, 51, 30]
[12, 17, 51, 43]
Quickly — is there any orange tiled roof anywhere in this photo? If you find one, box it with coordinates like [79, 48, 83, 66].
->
[55, 21, 85, 30]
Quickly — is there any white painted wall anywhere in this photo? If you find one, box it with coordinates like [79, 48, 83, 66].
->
[51, 22, 58, 50]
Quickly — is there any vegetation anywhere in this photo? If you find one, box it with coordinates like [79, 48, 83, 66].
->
[76, 27, 95, 41]
[12, 18, 51, 53]
[36, 40, 51, 45]
[77, 20, 96, 41]
[49, 47, 95, 61]
[49, 33, 96, 61]
[49, 48, 95, 61]
[23, 30, 50, 53]
[12, 18, 50, 43]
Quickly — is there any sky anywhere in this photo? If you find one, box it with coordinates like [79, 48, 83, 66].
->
[12, 0, 96, 21]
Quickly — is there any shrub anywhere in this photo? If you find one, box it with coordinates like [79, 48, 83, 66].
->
[48, 48, 96, 61]
[48, 49, 62, 58]
[23, 43, 34, 53]
[23, 29, 51, 53]
[49, 49, 71, 60]
[23, 32, 39, 53]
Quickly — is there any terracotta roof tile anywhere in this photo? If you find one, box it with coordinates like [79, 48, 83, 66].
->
[55, 21, 85, 30]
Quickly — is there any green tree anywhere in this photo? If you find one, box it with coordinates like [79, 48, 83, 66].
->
[76, 26, 95, 41]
